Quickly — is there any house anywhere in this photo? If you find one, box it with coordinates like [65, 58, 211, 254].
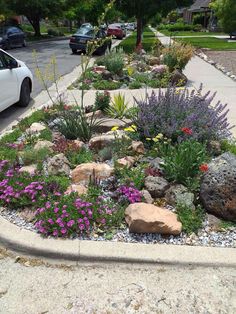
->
[183, 0, 214, 28]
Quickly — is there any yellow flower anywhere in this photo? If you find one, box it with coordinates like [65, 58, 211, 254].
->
[111, 126, 119, 131]
[152, 138, 159, 143]
[130, 124, 137, 131]
[155, 133, 163, 139]
[146, 138, 152, 141]
[124, 126, 135, 132]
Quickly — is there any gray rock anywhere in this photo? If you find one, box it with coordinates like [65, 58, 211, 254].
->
[165, 184, 195, 209]
[141, 190, 154, 204]
[144, 176, 169, 198]
[101, 70, 113, 80]
[149, 157, 164, 172]
[200, 152, 236, 222]
[47, 153, 70, 176]
[207, 140, 222, 156]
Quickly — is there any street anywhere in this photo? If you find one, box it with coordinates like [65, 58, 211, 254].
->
[0, 39, 82, 132]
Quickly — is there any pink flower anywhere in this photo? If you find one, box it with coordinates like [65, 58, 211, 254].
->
[61, 228, 67, 234]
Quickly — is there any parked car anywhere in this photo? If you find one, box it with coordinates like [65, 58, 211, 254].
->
[0, 49, 33, 112]
[80, 23, 93, 29]
[126, 23, 135, 31]
[0, 26, 26, 50]
[230, 31, 236, 39]
[69, 26, 111, 54]
[107, 23, 126, 39]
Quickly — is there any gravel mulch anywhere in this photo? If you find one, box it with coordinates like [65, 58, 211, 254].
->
[202, 50, 236, 76]
[1, 208, 235, 248]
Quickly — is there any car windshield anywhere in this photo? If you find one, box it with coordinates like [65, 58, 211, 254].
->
[76, 27, 94, 36]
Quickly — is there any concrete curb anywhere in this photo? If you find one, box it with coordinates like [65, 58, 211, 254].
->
[0, 216, 235, 266]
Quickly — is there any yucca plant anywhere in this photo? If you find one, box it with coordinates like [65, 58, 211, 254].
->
[106, 93, 130, 119]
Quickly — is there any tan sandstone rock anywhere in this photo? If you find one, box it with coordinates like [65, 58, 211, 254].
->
[72, 162, 114, 184]
[116, 156, 136, 169]
[65, 184, 88, 196]
[125, 203, 182, 235]
[34, 140, 54, 152]
[130, 141, 145, 154]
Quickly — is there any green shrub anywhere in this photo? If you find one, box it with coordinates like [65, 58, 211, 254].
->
[133, 72, 150, 83]
[0, 147, 18, 162]
[18, 110, 47, 131]
[38, 128, 53, 142]
[177, 203, 205, 234]
[93, 80, 122, 90]
[161, 140, 207, 185]
[0, 129, 22, 145]
[21, 147, 51, 165]
[67, 147, 93, 167]
[96, 51, 124, 75]
[221, 139, 236, 155]
[129, 81, 142, 89]
[162, 42, 194, 72]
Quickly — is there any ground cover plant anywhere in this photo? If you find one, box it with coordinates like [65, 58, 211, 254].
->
[177, 37, 236, 50]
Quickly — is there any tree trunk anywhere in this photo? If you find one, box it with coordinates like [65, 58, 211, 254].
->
[27, 16, 41, 37]
[136, 17, 143, 48]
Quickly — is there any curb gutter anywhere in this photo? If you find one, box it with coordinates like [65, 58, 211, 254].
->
[0, 216, 235, 266]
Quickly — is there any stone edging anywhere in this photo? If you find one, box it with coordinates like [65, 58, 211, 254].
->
[0, 216, 235, 266]
[196, 50, 236, 82]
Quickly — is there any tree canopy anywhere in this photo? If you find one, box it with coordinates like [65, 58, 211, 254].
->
[211, 0, 236, 34]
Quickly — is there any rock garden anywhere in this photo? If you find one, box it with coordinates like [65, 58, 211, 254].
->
[1, 76, 236, 248]
[70, 40, 193, 91]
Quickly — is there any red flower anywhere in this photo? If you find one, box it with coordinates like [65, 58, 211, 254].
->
[199, 164, 209, 172]
[64, 105, 72, 111]
[181, 127, 192, 135]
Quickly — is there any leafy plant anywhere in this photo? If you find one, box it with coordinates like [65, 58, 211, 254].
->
[177, 203, 205, 234]
[18, 110, 47, 131]
[221, 139, 236, 155]
[115, 164, 146, 190]
[106, 93, 130, 119]
[161, 140, 207, 185]
[134, 86, 233, 142]
[53, 108, 104, 142]
[94, 91, 111, 112]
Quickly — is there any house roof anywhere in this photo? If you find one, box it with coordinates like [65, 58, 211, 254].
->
[189, 0, 211, 12]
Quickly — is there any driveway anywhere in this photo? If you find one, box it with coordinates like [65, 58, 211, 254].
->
[0, 39, 82, 132]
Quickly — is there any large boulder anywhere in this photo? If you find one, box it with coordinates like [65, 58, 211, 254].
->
[26, 122, 46, 134]
[47, 153, 70, 176]
[144, 176, 169, 198]
[125, 203, 182, 235]
[72, 162, 114, 185]
[200, 152, 236, 221]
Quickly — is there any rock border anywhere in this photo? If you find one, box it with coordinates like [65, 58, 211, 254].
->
[196, 50, 236, 82]
[0, 216, 235, 266]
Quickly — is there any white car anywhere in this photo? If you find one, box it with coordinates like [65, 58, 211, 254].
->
[0, 49, 33, 112]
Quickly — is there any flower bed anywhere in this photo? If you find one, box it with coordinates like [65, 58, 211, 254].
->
[70, 41, 193, 91]
[0, 86, 236, 247]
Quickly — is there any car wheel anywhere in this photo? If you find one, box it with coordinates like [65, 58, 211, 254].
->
[22, 39, 26, 47]
[72, 49, 77, 54]
[17, 79, 31, 107]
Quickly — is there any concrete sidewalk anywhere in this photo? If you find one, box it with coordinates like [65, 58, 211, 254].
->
[156, 31, 236, 136]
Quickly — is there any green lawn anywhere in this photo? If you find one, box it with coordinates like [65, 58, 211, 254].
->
[177, 36, 236, 50]
[120, 28, 156, 53]
[159, 29, 227, 37]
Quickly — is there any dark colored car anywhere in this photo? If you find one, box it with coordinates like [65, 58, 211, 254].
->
[0, 26, 26, 50]
[230, 31, 236, 39]
[107, 24, 126, 39]
[69, 27, 111, 54]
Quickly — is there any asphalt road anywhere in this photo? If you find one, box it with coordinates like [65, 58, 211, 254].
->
[0, 38, 82, 132]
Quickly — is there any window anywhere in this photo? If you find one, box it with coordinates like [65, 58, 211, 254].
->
[0, 54, 6, 70]
[1, 51, 17, 68]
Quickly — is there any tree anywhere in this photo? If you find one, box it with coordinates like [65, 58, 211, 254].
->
[6, 0, 67, 36]
[117, 0, 193, 48]
[210, 0, 236, 35]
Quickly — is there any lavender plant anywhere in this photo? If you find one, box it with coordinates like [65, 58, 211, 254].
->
[133, 86, 233, 142]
